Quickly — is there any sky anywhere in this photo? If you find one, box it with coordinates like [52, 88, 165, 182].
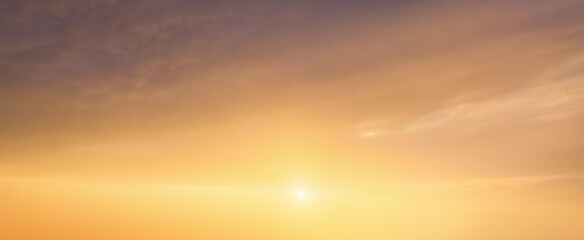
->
[1, 0, 584, 239]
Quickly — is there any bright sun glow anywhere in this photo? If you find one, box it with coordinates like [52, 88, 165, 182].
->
[296, 189, 306, 199]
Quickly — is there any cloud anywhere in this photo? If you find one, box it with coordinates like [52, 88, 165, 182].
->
[2, 0, 584, 182]
[384, 173, 584, 194]
[356, 53, 584, 137]
[403, 60, 584, 133]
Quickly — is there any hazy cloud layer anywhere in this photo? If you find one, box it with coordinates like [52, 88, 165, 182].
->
[1, 0, 584, 183]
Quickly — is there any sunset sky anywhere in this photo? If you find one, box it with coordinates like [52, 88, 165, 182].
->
[1, 0, 584, 239]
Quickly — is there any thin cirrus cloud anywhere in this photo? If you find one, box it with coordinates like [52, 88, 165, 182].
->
[402, 67, 584, 133]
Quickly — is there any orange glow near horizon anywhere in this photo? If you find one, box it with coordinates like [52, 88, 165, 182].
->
[1, 0, 584, 239]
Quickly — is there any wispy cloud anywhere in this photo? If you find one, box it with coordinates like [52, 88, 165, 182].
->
[358, 54, 584, 137]
[384, 173, 584, 194]
[403, 71, 584, 133]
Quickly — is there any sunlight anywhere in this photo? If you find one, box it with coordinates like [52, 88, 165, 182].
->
[296, 189, 306, 200]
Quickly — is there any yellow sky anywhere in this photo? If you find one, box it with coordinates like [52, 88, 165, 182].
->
[1, 0, 584, 239]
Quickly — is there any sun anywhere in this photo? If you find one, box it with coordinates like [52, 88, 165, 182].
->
[296, 189, 306, 199]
